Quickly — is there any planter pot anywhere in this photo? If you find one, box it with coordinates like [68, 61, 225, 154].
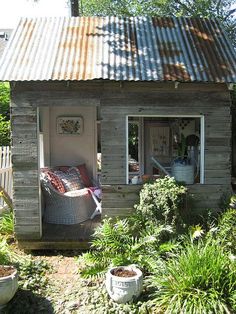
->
[0, 266, 18, 309]
[105, 266, 143, 304]
[172, 163, 194, 184]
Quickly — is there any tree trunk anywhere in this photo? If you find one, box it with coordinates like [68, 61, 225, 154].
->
[70, 0, 79, 16]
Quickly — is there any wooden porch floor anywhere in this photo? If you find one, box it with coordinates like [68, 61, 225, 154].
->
[18, 215, 101, 250]
[43, 215, 101, 241]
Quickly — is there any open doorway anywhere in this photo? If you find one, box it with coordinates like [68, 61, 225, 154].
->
[38, 106, 101, 242]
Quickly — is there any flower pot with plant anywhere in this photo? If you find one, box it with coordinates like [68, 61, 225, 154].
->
[105, 265, 143, 304]
[172, 133, 194, 184]
[0, 265, 18, 309]
[0, 206, 18, 309]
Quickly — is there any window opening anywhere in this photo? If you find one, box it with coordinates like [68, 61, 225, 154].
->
[127, 116, 203, 185]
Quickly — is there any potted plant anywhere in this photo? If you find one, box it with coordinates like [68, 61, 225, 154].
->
[105, 265, 143, 304]
[0, 265, 18, 309]
[171, 133, 194, 184]
[0, 207, 18, 309]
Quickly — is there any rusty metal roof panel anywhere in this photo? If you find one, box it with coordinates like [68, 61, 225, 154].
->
[0, 16, 235, 82]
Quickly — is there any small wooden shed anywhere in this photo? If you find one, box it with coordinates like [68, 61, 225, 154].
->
[0, 16, 235, 249]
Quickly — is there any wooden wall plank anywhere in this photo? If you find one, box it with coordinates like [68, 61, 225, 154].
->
[11, 99, 41, 240]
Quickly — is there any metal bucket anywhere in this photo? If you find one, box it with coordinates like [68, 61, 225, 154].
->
[172, 163, 194, 184]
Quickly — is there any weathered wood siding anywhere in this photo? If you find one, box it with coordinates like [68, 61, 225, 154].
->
[11, 95, 41, 239]
[99, 82, 232, 216]
[11, 81, 232, 242]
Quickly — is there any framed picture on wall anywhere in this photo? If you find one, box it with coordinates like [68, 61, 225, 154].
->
[57, 116, 83, 135]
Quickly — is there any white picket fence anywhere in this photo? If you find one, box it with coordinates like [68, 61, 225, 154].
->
[0, 146, 12, 211]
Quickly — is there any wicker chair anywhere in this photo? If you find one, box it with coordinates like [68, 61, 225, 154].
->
[41, 180, 98, 225]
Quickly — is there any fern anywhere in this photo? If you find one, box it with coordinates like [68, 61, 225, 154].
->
[78, 177, 187, 278]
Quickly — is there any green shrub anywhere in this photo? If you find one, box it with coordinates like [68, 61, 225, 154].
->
[148, 237, 236, 313]
[134, 176, 187, 232]
[0, 82, 10, 118]
[0, 114, 10, 146]
[217, 209, 236, 255]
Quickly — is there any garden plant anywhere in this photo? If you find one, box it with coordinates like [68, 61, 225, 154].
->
[0, 177, 235, 313]
[78, 177, 236, 313]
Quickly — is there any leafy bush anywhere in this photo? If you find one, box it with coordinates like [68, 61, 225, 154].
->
[0, 114, 10, 146]
[0, 82, 10, 118]
[133, 176, 187, 232]
[217, 209, 236, 255]
[148, 236, 236, 313]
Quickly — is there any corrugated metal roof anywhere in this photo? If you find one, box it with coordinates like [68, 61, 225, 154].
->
[0, 29, 12, 59]
[0, 16, 235, 82]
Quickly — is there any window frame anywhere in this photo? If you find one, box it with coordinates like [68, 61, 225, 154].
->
[126, 115, 205, 184]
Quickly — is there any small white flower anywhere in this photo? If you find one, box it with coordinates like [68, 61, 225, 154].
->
[229, 254, 236, 261]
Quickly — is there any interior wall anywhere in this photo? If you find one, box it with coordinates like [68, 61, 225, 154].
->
[41, 106, 97, 178]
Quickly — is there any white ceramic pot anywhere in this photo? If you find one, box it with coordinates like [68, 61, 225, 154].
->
[0, 266, 18, 309]
[105, 265, 143, 304]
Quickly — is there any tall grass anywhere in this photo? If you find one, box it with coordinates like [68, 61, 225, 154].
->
[148, 237, 236, 313]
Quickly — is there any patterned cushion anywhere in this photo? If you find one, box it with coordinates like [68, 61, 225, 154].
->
[77, 164, 92, 187]
[67, 166, 84, 186]
[57, 166, 69, 172]
[46, 170, 66, 193]
[54, 170, 83, 192]
[41, 167, 50, 173]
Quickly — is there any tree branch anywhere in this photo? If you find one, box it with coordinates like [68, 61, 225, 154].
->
[174, 0, 197, 16]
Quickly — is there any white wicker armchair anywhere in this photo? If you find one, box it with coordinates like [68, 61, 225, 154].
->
[41, 180, 98, 225]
